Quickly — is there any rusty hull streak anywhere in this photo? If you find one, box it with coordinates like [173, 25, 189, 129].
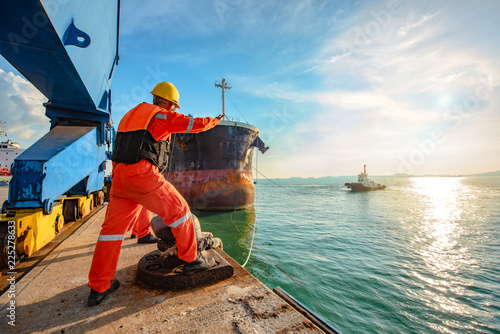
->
[165, 169, 254, 211]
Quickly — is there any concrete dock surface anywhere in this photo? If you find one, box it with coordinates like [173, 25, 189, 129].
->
[0, 204, 324, 333]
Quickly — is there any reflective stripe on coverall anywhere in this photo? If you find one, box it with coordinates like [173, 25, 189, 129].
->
[88, 103, 219, 293]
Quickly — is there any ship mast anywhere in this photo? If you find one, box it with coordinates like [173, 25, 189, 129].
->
[214, 78, 231, 118]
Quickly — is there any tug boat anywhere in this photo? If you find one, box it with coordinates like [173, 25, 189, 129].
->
[345, 164, 386, 192]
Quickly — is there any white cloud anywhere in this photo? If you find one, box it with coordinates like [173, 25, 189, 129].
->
[258, 1, 500, 176]
[313, 90, 393, 109]
[64, 0, 500, 178]
[0, 69, 49, 148]
[397, 13, 436, 37]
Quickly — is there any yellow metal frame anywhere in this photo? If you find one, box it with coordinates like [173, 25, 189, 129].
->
[0, 190, 103, 260]
[1, 203, 64, 258]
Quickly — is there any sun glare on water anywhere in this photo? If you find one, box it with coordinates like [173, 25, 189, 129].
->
[408, 177, 478, 319]
[413, 177, 467, 223]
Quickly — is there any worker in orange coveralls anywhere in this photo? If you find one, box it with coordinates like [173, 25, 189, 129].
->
[129, 207, 156, 242]
[87, 82, 224, 307]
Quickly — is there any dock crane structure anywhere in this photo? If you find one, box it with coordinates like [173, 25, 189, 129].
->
[0, 1, 120, 268]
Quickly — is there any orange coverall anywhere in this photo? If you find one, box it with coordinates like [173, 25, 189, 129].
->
[131, 207, 152, 238]
[88, 103, 219, 293]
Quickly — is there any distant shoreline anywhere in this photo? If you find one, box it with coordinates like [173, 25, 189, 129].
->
[2, 170, 499, 187]
[260, 171, 500, 183]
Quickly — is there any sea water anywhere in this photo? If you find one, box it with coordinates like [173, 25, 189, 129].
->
[196, 176, 500, 334]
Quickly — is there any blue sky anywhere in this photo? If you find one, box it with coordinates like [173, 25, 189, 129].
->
[1, 0, 499, 178]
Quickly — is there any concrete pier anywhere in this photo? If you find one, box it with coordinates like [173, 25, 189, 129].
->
[0, 203, 324, 333]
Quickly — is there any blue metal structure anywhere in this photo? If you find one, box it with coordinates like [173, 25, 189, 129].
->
[0, 0, 119, 212]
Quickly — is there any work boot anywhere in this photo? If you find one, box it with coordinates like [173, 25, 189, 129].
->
[183, 252, 217, 275]
[130, 234, 137, 239]
[88, 279, 120, 307]
[138, 234, 160, 244]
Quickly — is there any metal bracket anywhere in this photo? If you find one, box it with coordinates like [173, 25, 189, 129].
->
[63, 19, 91, 48]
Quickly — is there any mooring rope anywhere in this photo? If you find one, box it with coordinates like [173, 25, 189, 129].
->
[169, 110, 301, 286]
[227, 205, 257, 268]
[232, 205, 301, 286]
[227, 165, 303, 287]
[252, 167, 310, 195]
[254, 246, 302, 286]
[241, 213, 257, 268]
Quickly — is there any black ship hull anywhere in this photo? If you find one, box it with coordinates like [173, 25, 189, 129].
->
[164, 121, 267, 211]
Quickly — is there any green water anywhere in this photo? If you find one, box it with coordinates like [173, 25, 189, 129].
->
[196, 176, 500, 334]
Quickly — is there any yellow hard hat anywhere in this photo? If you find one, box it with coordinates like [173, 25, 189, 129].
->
[151, 82, 180, 108]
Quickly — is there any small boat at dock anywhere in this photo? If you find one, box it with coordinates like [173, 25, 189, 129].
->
[345, 164, 386, 192]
